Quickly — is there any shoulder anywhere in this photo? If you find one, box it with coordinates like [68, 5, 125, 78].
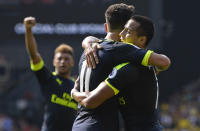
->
[109, 63, 139, 80]
[118, 63, 139, 75]
[69, 77, 75, 84]
[34, 65, 51, 76]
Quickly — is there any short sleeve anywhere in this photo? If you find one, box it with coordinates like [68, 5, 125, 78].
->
[112, 43, 153, 67]
[30, 59, 44, 71]
[31, 59, 52, 91]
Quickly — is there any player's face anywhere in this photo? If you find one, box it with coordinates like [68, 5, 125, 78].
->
[120, 19, 140, 46]
[53, 52, 74, 75]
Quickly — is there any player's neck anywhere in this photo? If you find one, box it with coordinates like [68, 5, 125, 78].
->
[105, 32, 120, 42]
[56, 71, 71, 79]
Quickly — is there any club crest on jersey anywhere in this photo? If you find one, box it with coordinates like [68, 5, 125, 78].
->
[108, 68, 117, 79]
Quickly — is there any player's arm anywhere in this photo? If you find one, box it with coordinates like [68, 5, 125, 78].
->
[24, 16, 42, 65]
[148, 52, 171, 72]
[71, 76, 115, 109]
[131, 49, 171, 72]
[83, 39, 171, 71]
[72, 64, 134, 109]
[71, 82, 115, 109]
[118, 44, 171, 72]
[71, 77, 88, 103]
[80, 64, 140, 109]
[82, 36, 102, 69]
[81, 82, 114, 109]
[71, 89, 88, 103]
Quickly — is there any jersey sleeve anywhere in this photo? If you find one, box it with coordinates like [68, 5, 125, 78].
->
[30, 59, 44, 71]
[105, 63, 139, 95]
[30, 59, 51, 89]
[112, 43, 153, 66]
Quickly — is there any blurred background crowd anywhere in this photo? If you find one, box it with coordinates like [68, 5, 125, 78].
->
[0, 0, 199, 130]
[160, 78, 200, 131]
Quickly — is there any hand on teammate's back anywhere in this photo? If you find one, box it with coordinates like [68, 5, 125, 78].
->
[84, 42, 102, 69]
[74, 76, 80, 90]
[24, 16, 36, 28]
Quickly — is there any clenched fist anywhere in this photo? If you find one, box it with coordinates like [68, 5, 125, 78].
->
[24, 16, 36, 28]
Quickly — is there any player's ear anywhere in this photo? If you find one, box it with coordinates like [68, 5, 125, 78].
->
[70, 57, 75, 67]
[104, 23, 108, 33]
[138, 36, 147, 48]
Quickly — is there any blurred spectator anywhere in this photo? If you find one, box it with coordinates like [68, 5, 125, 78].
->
[160, 77, 200, 131]
[0, 114, 13, 131]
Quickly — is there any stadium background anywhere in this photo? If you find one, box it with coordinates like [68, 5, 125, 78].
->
[0, 0, 199, 130]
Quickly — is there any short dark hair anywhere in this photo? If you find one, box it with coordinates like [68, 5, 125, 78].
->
[131, 15, 154, 46]
[105, 3, 135, 32]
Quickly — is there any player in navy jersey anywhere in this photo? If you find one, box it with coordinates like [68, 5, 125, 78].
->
[72, 4, 136, 131]
[71, 3, 170, 131]
[24, 16, 77, 131]
[72, 15, 170, 131]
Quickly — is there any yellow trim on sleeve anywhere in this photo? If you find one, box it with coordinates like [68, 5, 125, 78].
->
[105, 39, 114, 42]
[52, 72, 56, 76]
[30, 59, 44, 71]
[115, 62, 129, 70]
[105, 79, 119, 95]
[98, 39, 103, 43]
[70, 77, 76, 82]
[141, 50, 154, 66]
[123, 42, 134, 46]
[103, 62, 129, 95]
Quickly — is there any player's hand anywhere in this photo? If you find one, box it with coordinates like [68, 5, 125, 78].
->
[24, 16, 36, 29]
[74, 76, 80, 90]
[84, 42, 102, 69]
[71, 76, 80, 99]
